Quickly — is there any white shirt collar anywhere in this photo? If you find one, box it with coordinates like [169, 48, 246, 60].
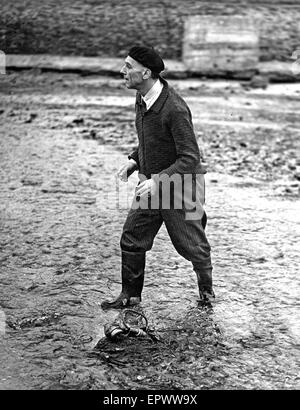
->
[142, 79, 163, 110]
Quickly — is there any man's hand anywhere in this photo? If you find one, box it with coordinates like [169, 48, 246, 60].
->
[135, 178, 157, 200]
[117, 159, 137, 182]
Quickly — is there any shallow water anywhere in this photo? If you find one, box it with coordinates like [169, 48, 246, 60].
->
[0, 72, 299, 389]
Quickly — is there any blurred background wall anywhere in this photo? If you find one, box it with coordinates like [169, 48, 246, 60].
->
[0, 0, 299, 62]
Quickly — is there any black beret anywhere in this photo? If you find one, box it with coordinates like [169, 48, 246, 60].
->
[128, 46, 165, 74]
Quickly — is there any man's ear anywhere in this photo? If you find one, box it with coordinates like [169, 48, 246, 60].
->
[142, 68, 152, 80]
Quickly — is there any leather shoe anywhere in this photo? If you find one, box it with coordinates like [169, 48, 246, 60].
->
[101, 293, 141, 310]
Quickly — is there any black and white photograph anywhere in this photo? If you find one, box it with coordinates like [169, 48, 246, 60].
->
[0, 0, 299, 394]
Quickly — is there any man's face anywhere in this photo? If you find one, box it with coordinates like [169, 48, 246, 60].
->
[120, 56, 147, 90]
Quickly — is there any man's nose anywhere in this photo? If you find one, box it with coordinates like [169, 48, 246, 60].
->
[120, 65, 126, 75]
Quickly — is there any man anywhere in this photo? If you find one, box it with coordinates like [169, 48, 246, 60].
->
[101, 46, 214, 310]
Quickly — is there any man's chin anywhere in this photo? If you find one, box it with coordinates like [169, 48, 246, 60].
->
[123, 79, 137, 90]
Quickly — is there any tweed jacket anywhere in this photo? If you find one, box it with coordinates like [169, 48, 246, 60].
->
[128, 78, 206, 180]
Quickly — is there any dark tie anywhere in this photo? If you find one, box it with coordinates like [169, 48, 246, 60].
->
[141, 99, 147, 113]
